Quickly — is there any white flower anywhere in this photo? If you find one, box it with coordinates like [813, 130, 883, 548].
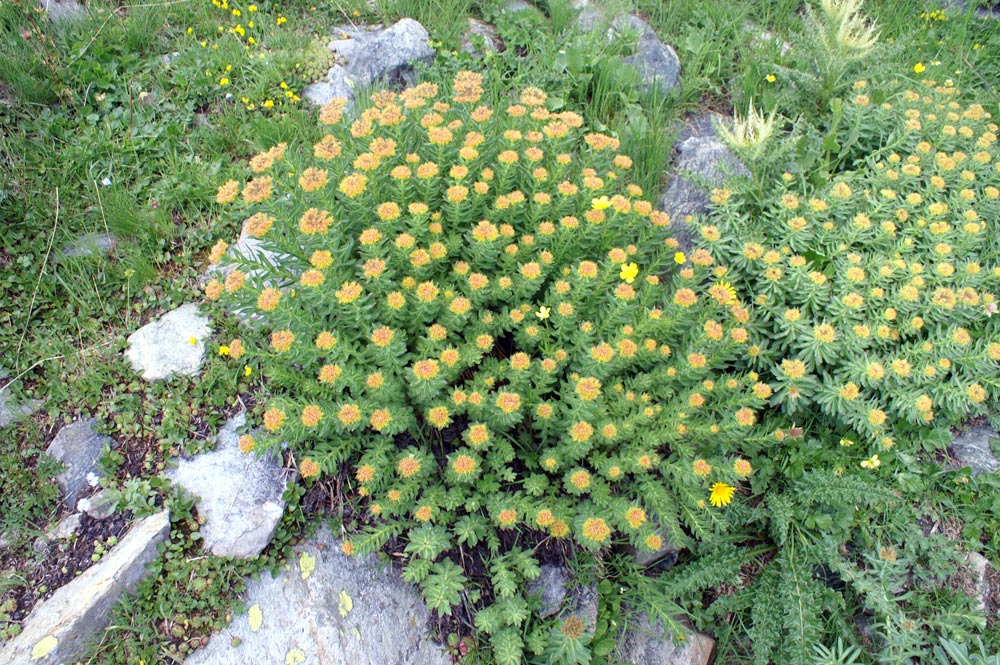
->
[76, 498, 92, 513]
[86, 472, 101, 487]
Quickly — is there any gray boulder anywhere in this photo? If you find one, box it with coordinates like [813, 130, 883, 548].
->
[302, 65, 355, 108]
[950, 424, 999, 476]
[167, 413, 291, 559]
[616, 614, 715, 665]
[125, 303, 211, 381]
[45, 417, 113, 510]
[184, 525, 450, 665]
[659, 114, 750, 250]
[0, 510, 170, 665]
[622, 34, 680, 95]
[344, 18, 435, 87]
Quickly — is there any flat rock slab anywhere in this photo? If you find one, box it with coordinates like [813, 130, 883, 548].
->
[616, 614, 715, 665]
[950, 424, 1000, 476]
[45, 417, 113, 510]
[125, 303, 211, 381]
[167, 413, 291, 559]
[184, 525, 450, 665]
[0, 510, 170, 665]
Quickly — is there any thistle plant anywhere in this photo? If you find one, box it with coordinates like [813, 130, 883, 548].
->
[208, 71, 767, 663]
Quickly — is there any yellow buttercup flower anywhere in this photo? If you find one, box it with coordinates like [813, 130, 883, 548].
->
[591, 196, 611, 210]
[619, 262, 639, 284]
[861, 454, 881, 469]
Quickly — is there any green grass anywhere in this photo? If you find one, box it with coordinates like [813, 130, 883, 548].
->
[1, 0, 999, 662]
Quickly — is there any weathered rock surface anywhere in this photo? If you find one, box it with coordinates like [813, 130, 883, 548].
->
[526, 564, 598, 631]
[40, 0, 84, 22]
[61, 232, 117, 260]
[659, 113, 749, 250]
[0, 387, 38, 428]
[184, 525, 450, 665]
[303, 64, 356, 108]
[167, 413, 291, 559]
[965, 552, 991, 614]
[462, 18, 502, 57]
[950, 424, 1000, 476]
[0, 510, 170, 665]
[634, 535, 679, 569]
[49, 513, 82, 541]
[343, 18, 435, 87]
[616, 614, 715, 665]
[78, 488, 117, 520]
[45, 417, 113, 510]
[125, 303, 211, 381]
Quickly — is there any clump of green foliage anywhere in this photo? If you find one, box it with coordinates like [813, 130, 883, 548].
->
[680, 74, 1000, 665]
[210, 70, 771, 663]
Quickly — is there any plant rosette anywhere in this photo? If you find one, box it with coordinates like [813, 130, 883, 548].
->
[208, 70, 769, 631]
[705, 78, 1000, 457]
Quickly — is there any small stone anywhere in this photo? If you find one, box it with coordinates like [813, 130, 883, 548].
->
[125, 303, 211, 381]
[503, 0, 536, 12]
[344, 19, 435, 88]
[965, 552, 991, 613]
[461, 18, 502, 57]
[634, 534, 679, 569]
[185, 525, 449, 665]
[616, 614, 715, 665]
[167, 413, 292, 559]
[950, 424, 1000, 476]
[49, 514, 82, 541]
[61, 232, 117, 260]
[0, 511, 170, 665]
[45, 417, 113, 510]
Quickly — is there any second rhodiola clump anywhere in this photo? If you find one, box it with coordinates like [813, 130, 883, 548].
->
[208, 70, 766, 662]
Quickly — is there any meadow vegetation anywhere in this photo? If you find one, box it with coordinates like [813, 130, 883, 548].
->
[1, 0, 999, 662]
